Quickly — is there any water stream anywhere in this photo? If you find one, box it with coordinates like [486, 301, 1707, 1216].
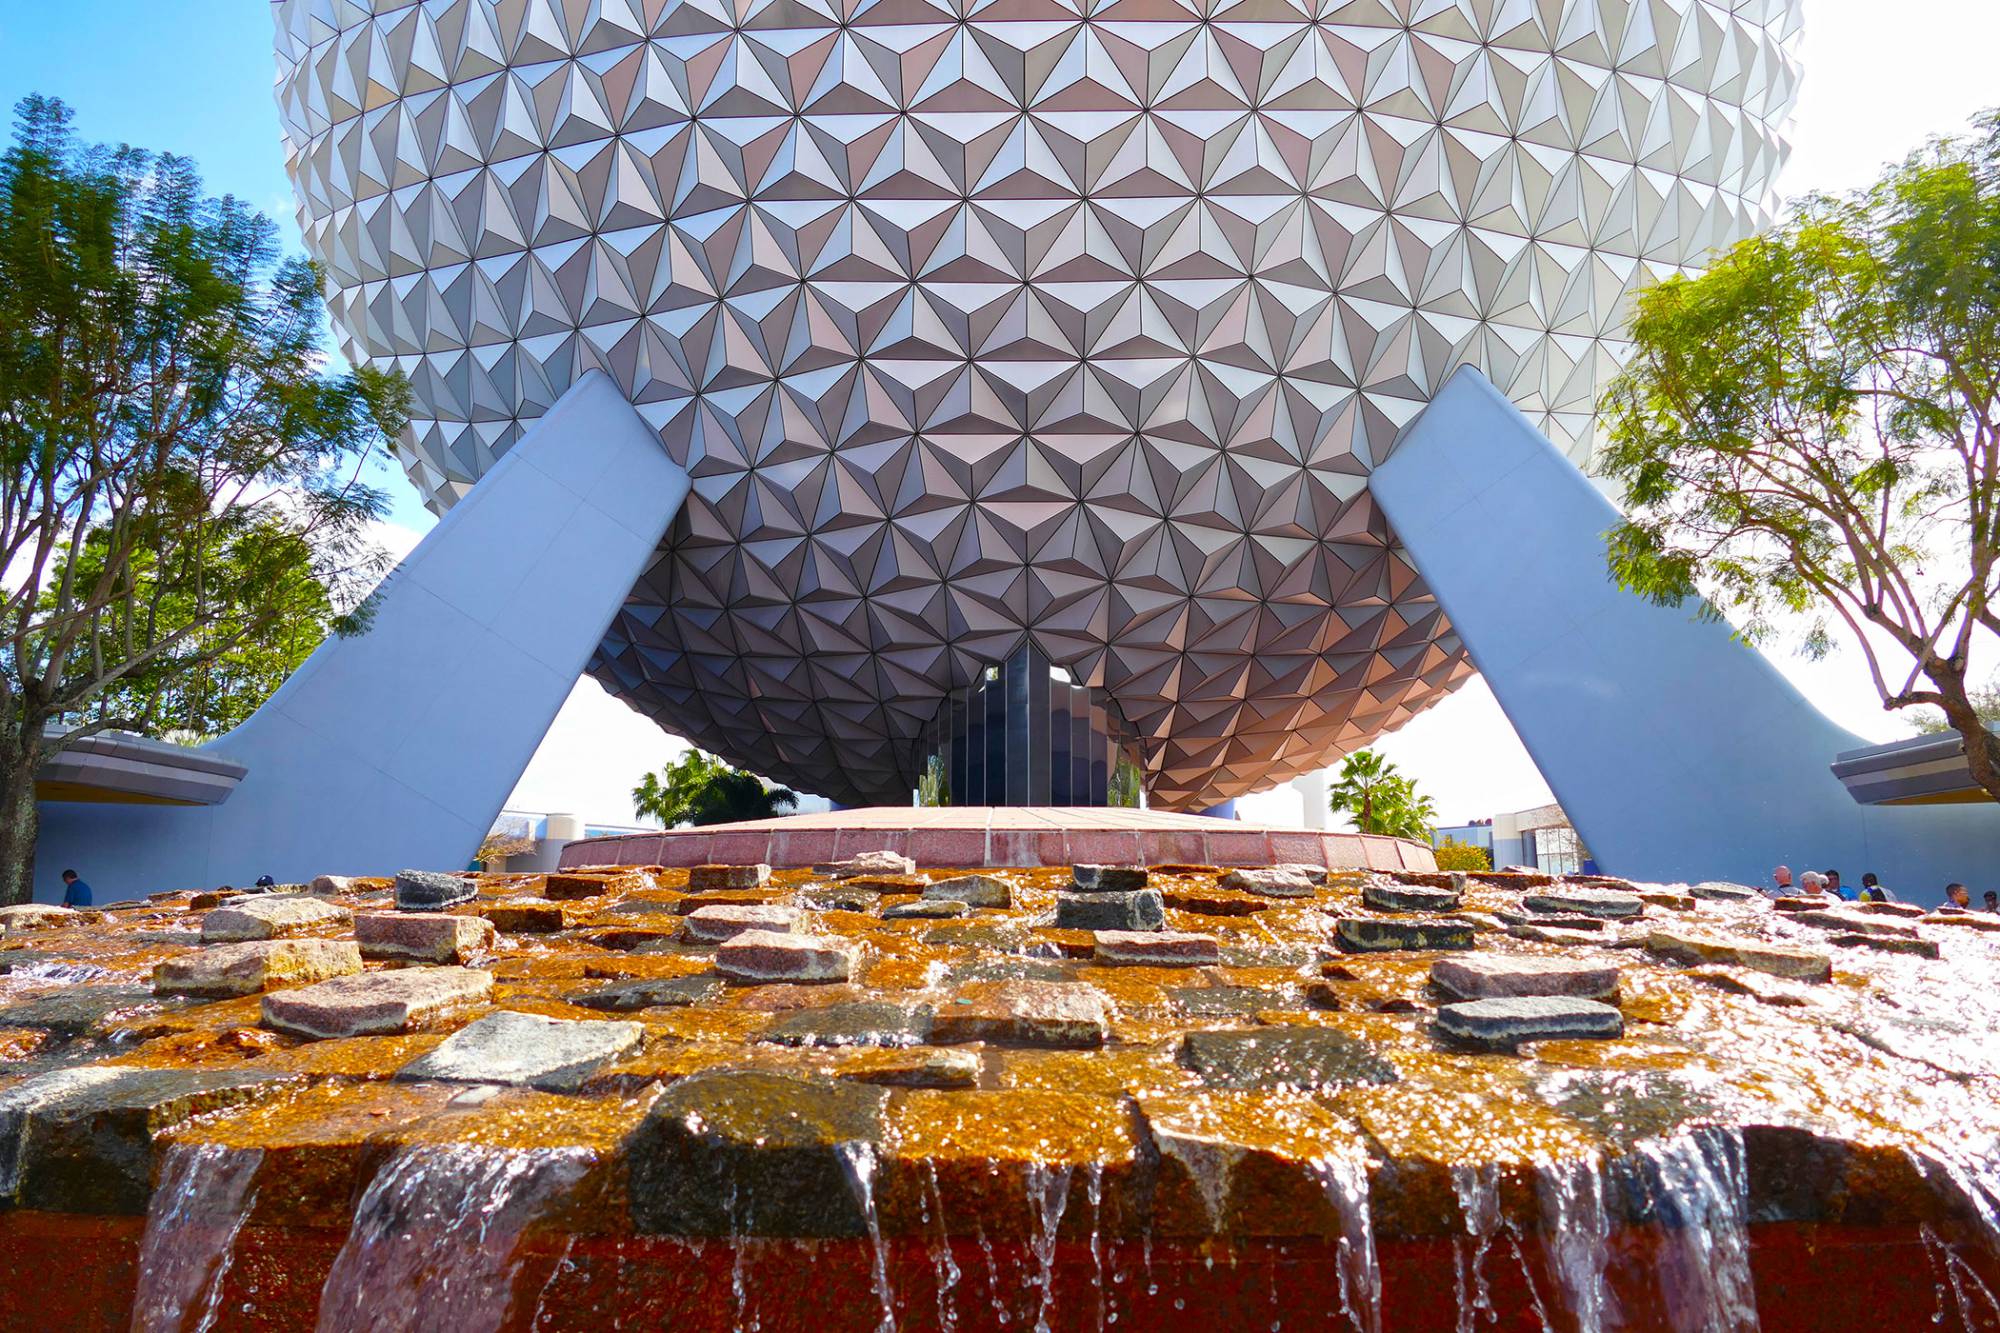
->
[1621, 1130, 1759, 1333]
[131, 1143, 264, 1333]
[1451, 1162, 1502, 1333]
[1537, 1154, 1612, 1333]
[313, 1143, 592, 1333]
[1311, 1151, 1382, 1333]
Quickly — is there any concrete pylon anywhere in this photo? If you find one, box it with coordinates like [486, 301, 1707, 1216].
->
[1370, 366, 2000, 898]
[34, 370, 689, 901]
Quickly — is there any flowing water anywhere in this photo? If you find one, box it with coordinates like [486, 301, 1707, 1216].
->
[836, 1142, 897, 1333]
[1537, 1154, 1613, 1333]
[1025, 1164, 1073, 1333]
[1619, 1130, 1758, 1333]
[313, 1143, 592, 1333]
[131, 1143, 264, 1333]
[1311, 1151, 1382, 1333]
[1451, 1162, 1503, 1333]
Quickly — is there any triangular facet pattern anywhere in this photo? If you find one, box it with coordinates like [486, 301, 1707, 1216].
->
[273, 0, 1802, 809]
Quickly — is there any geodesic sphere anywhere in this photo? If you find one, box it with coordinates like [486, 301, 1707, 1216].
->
[273, 0, 1801, 808]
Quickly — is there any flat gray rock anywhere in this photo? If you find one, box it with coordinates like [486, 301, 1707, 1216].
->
[153, 939, 362, 998]
[1219, 865, 1320, 898]
[760, 1001, 933, 1048]
[1177, 1028, 1398, 1090]
[354, 912, 497, 964]
[397, 1010, 643, 1090]
[1071, 865, 1148, 893]
[1054, 888, 1164, 931]
[1093, 929, 1219, 967]
[1436, 996, 1624, 1051]
[1363, 881, 1463, 913]
[1431, 955, 1621, 1002]
[568, 976, 724, 1012]
[922, 874, 1012, 909]
[687, 864, 772, 891]
[1689, 881, 1764, 903]
[395, 869, 476, 912]
[1335, 917, 1475, 952]
[1521, 888, 1644, 920]
[818, 850, 915, 879]
[882, 899, 970, 921]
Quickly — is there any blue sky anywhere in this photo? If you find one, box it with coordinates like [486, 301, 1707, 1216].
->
[0, 2, 437, 531]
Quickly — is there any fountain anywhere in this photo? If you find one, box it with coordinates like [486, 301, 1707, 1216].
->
[0, 860, 1996, 1331]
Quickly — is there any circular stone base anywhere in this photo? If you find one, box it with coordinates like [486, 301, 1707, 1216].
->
[560, 808, 1435, 874]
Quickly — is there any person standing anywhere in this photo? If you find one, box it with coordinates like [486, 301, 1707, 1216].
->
[1983, 891, 1998, 914]
[1944, 882, 1973, 911]
[1825, 869, 1853, 901]
[1768, 865, 1794, 898]
[59, 869, 92, 908]
[1859, 873, 1895, 903]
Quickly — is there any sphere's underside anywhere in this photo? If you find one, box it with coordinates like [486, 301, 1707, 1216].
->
[274, 0, 1800, 808]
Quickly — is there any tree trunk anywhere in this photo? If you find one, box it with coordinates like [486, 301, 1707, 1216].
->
[0, 729, 44, 906]
[1929, 665, 2000, 804]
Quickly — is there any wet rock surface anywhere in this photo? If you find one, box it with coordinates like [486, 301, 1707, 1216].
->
[1435, 995, 1625, 1050]
[1053, 887, 1164, 931]
[153, 939, 363, 998]
[393, 868, 473, 912]
[200, 896, 351, 942]
[396, 1010, 643, 1090]
[920, 874, 1011, 908]
[3, 856, 1999, 1333]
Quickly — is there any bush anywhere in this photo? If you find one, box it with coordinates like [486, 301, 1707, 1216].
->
[1433, 837, 1492, 872]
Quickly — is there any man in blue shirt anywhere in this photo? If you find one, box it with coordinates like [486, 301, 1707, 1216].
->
[59, 869, 91, 908]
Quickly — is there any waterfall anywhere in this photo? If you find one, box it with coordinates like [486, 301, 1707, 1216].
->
[1537, 1154, 1612, 1333]
[1311, 1151, 1382, 1333]
[836, 1142, 896, 1333]
[131, 1143, 263, 1333]
[1025, 1163, 1073, 1333]
[1621, 1129, 1759, 1333]
[314, 1143, 592, 1333]
[1451, 1162, 1502, 1333]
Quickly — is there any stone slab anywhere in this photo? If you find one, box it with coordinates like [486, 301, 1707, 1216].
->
[1071, 865, 1148, 892]
[353, 912, 497, 964]
[395, 869, 475, 912]
[1054, 888, 1164, 931]
[715, 930, 856, 983]
[200, 896, 350, 942]
[882, 899, 970, 921]
[1363, 881, 1463, 913]
[687, 864, 772, 891]
[396, 1010, 644, 1090]
[1435, 996, 1624, 1051]
[1219, 866, 1319, 898]
[569, 976, 724, 1011]
[818, 851, 916, 879]
[0, 904, 81, 933]
[1177, 1029, 1397, 1090]
[629, 1071, 889, 1237]
[685, 904, 799, 942]
[1520, 888, 1644, 919]
[152, 939, 362, 998]
[0, 1067, 296, 1213]
[1093, 930, 1220, 967]
[1644, 929, 1832, 982]
[261, 967, 494, 1039]
[1430, 955, 1620, 1002]
[1335, 917, 1476, 952]
[930, 980, 1110, 1048]
[922, 874, 1012, 908]
[475, 898, 578, 933]
[760, 1001, 933, 1048]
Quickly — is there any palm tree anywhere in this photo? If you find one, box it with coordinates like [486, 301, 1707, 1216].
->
[1327, 750, 1435, 840]
[632, 751, 797, 827]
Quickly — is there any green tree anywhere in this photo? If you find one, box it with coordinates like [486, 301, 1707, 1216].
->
[633, 749, 798, 827]
[1598, 110, 2000, 802]
[1327, 750, 1436, 841]
[1433, 837, 1492, 873]
[0, 97, 406, 903]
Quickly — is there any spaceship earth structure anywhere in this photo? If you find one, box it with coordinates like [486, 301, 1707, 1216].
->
[273, 0, 1802, 809]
